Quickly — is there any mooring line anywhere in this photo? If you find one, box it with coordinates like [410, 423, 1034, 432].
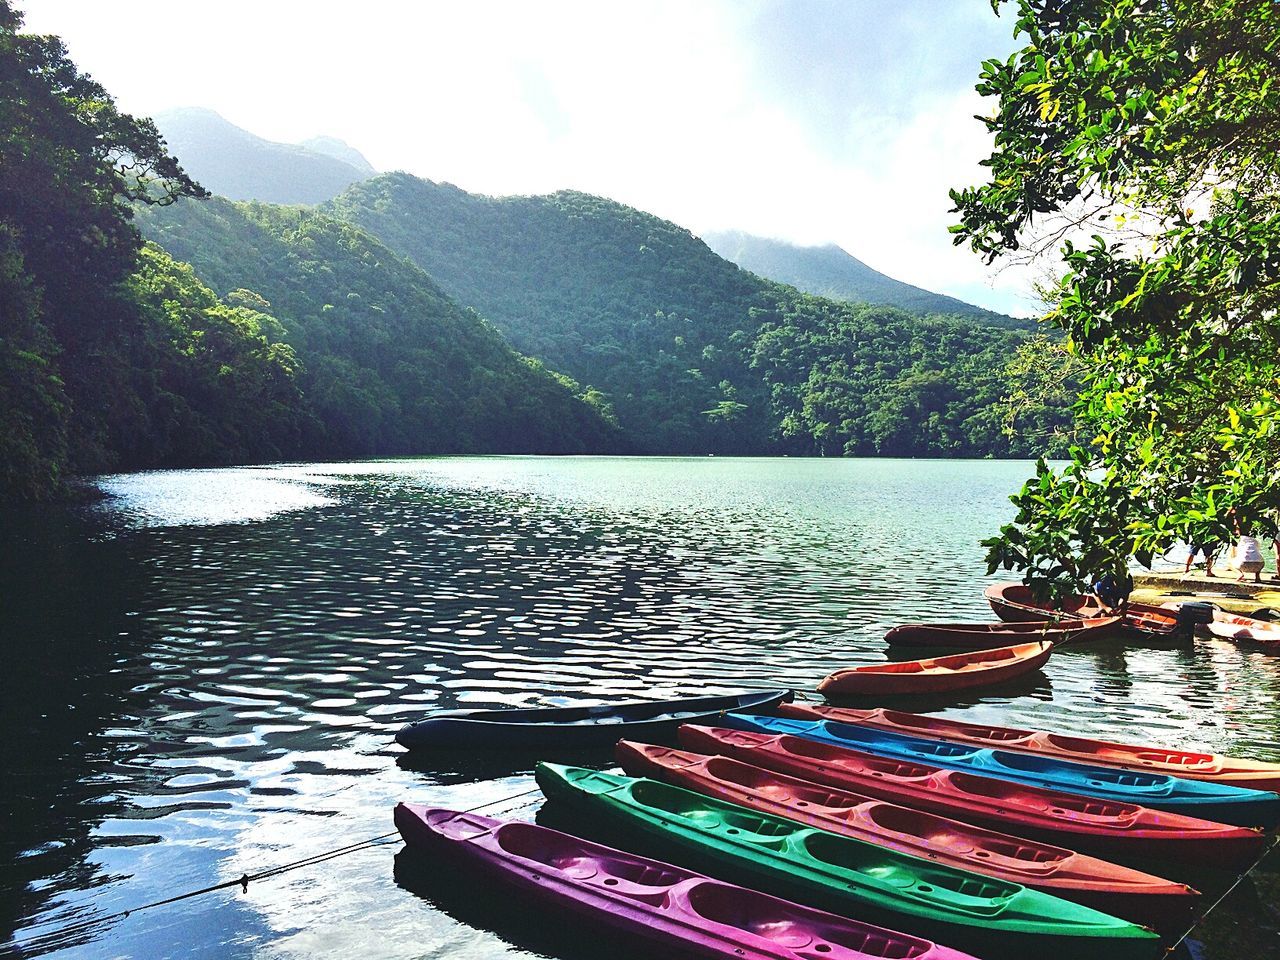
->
[1165, 835, 1280, 955]
[1, 784, 545, 956]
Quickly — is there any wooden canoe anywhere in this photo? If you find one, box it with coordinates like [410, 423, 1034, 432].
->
[984, 582, 1180, 640]
[394, 689, 792, 750]
[817, 641, 1053, 696]
[776, 703, 1280, 794]
[885, 617, 1120, 649]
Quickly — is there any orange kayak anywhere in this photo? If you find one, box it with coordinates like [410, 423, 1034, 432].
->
[777, 703, 1280, 794]
[615, 740, 1197, 927]
[885, 617, 1120, 649]
[818, 641, 1053, 696]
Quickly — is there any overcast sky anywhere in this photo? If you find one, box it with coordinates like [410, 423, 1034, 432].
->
[23, 0, 1039, 314]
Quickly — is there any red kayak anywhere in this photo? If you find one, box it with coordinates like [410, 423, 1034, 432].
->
[885, 617, 1120, 649]
[776, 703, 1280, 794]
[985, 583, 1179, 639]
[677, 725, 1265, 870]
[616, 741, 1196, 926]
[818, 641, 1053, 696]
[394, 804, 979, 960]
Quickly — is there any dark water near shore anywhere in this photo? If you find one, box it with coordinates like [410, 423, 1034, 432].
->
[2, 457, 1278, 959]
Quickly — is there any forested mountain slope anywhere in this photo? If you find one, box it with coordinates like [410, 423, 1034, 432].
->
[154, 108, 374, 204]
[325, 174, 1044, 456]
[703, 230, 1014, 324]
[134, 198, 625, 458]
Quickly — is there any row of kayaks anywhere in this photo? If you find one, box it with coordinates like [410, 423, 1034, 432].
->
[395, 697, 1280, 959]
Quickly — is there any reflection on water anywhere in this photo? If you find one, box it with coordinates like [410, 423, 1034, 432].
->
[2, 457, 1278, 959]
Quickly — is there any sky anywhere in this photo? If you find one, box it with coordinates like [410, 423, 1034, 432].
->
[22, 0, 1040, 315]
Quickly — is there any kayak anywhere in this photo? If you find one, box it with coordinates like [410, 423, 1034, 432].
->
[394, 805, 979, 960]
[677, 724, 1266, 869]
[1201, 611, 1280, 646]
[984, 583, 1180, 639]
[776, 703, 1280, 794]
[721, 714, 1280, 827]
[818, 642, 1053, 696]
[615, 740, 1197, 926]
[536, 763, 1159, 960]
[885, 617, 1120, 649]
[394, 689, 791, 749]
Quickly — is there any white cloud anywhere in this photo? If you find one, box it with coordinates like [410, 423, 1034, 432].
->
[21, 0, 1041, 314]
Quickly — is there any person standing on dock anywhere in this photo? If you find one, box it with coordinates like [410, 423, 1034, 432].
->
[1185, 542, 1216, 577]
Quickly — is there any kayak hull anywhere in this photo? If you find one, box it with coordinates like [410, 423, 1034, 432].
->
[721, 714, 1280, 828]
[885, 617, 1120, 649]
[395, 804, 979, 960]
[678, 724, 1266, 870]
[395, 689, 791, 750]
[1201, 611, 1280, 646]
[536, 764, 1160, 960]
[777, 703, 1280, 795]
[818, 641, 1053, 696]
[615, 740, 1197, 927]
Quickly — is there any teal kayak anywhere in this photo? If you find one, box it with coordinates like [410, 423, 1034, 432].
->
[536, 763, 1160, 960]
[723, 714, 1280, 828]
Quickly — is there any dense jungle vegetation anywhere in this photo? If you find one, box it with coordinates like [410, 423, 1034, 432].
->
[325, 175, 1067, 458]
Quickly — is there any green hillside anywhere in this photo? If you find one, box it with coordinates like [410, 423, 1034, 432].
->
[134, 197, 625, 458]
[325, 174, 1050, 456]
[703, 230, 1017, 324]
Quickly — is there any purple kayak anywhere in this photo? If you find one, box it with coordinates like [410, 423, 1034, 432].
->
[395, 804, 981, 960]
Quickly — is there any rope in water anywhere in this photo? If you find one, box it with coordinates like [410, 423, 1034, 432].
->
[1, 784, 545, 957]
[1164, 835, 1279, 955]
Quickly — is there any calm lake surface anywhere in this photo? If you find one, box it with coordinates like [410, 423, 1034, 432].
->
[3, 457, 1278, 959]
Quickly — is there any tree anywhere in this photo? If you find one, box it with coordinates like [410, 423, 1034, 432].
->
[0, 0, 206, 494]
[951, 0, 1280, 594]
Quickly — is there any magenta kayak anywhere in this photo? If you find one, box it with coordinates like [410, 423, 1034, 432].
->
[395, 804, 980, 960]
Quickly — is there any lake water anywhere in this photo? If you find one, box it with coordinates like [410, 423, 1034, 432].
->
[2, 457, 1278, 959]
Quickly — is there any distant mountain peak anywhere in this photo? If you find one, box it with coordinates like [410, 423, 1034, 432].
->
[298, 135, 376, 174]
[153, 108, 375, 205]
[702, 230, 1013, 324]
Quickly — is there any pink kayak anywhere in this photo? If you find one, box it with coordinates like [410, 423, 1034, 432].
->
[395, 804, 978, 960]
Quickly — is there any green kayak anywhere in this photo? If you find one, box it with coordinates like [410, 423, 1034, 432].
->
[536, 763, 1160, 960]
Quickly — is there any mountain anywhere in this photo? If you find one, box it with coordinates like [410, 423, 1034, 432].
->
[324, 173, 1043, 457]
[153, 108, 373, 204]
[299, 135, 376, 174]
[702, 230, 1015, 324]
[133, 197, 625, 458]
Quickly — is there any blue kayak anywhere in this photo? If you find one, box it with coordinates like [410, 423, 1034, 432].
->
[721, 714, 1280, 828]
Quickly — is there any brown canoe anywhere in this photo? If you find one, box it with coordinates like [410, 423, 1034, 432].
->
[985, 582, 1179, 639]
[885, 616, 1120, 649]
[818, 641, 1054, 696]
